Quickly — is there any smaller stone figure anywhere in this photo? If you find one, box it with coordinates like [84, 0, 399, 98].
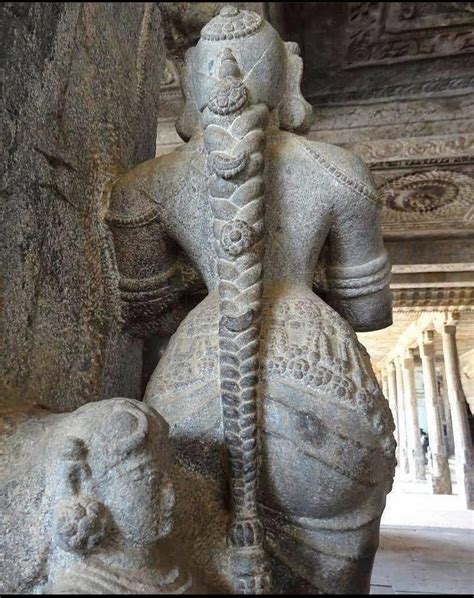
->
[1, 398, 199, 594]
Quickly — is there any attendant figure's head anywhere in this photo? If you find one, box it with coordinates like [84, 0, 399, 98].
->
[50, 398, 175, 556]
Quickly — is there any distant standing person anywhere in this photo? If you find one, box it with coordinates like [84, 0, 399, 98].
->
[420, 428, 430, 465]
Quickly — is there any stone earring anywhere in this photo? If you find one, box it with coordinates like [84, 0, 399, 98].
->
[53, 436, 109, 555]
[277, 41, 313, 134]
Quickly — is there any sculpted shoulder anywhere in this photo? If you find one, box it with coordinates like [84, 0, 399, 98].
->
[274, 133, 379, 206]
[106, 138, 201, 222]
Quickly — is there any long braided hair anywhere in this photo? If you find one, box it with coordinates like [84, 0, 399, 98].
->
[202, 48, 270, 593]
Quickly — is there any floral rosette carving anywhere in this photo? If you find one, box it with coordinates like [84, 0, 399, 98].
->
[220, 220, 254, 257]
[208, 76, 247, 116]
[380, 170, 473, 218]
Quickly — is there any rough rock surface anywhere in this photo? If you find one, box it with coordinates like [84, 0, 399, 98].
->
[0, 2, 164, 410]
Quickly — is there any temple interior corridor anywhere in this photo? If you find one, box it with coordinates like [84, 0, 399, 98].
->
[359, 310, 474, 511]
[371, 473, 474, 594]
[361, 309, 474, 594]
[371, 524, 473, 594]
[366, 320, 474, 594]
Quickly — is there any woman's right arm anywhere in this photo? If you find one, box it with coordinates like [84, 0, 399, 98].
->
[105, 162, 201, 338]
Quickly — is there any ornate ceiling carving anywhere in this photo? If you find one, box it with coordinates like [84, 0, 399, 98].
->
[155, 3, 474, 242]
[391, 287, 474, 311]
[378, 169, 474, 233]
[350, 133, 474, 170]
[346, 2, 474, 68]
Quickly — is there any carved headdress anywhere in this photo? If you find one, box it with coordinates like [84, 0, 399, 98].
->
[176, 5, 313, 140]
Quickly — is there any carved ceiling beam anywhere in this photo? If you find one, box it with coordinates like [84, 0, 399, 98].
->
[383, 312, 439, 366]
[391, 286, 474, 312]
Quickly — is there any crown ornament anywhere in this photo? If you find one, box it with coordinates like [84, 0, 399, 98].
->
[207, 48, 248, 116]
[201, 6, 263, 41]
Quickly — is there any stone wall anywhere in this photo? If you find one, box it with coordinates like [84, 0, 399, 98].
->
[0, 3, 164, 410]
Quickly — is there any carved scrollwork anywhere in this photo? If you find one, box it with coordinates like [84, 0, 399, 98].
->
[383, 172, 459, 213]
[346, 1, 474, 68]
[314, 75, 474, 104]
[351, 134, 474, 164]
[380, 170, 473, 215]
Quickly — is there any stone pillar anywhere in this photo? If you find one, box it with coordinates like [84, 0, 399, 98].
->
[439, 369, 456, 456]
[1, 2, 165, 411]
[395, 357, 410, 476]
[401, 349, 426, 481]
[419, 331, 452, 494]
[381, 367, 389, 403]
[441, 319, 474, 509]
[387, 362, 399, 453]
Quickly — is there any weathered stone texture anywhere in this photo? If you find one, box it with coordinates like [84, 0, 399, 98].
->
[0, 3, 164, 410]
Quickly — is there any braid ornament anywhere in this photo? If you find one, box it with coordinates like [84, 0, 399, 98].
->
[202, 48, 270, 594]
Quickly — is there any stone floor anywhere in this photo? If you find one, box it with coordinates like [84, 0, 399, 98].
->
[370, 478, 474, 594]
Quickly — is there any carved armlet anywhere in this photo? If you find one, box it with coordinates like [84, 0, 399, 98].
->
[117, 259, 203, 338]
[105, 207, 203, 338]
[324, 253, 392, 299]
[315, 252, 392, 331]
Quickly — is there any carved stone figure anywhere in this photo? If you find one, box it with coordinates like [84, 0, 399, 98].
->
[1, 398, 198, 594]
[106, 6, 396, 594]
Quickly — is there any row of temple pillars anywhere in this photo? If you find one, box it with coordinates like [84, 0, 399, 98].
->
[380, 315, 473, 510]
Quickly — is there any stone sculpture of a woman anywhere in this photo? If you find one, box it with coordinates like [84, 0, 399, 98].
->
[106, 6, 396, 594]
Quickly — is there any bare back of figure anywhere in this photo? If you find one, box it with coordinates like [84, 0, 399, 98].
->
[106, 6, 396, 594]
